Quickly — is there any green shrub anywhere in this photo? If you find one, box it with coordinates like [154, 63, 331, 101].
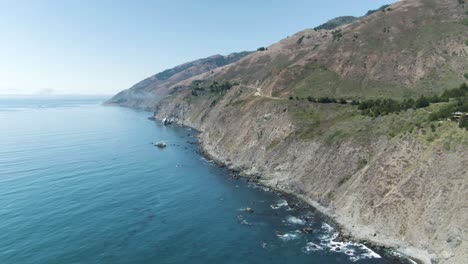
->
[358, 98, 403, 116]
[191, 80, 203, 87]
[415, 96, 430, 108]
[429, 93, 468, 122]
[442, 83, 468, 99]
[357, 159, 368, 170]
[208, 81, 234, 93]
[365, 4, 390, 16]
[297, 35, 305, 45]
[318, 97, 336, 103]
[464, 73, 468, 79]
[460, 115, 468, 130]
[429, 104, 457, 121]
[402, 98, 416, 109]
[430, 95, 443, 103]
[355, 84, 467, 117]
[332, 30, 343, 41]
[257, 47, 267, 51]
[209, 99, 217, 108]
[461, 83, 468, 91]
[337, 175, 352, 186]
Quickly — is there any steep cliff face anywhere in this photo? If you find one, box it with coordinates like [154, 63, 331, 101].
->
[152, 80, 467, 264]
[110, 0, 468, 263]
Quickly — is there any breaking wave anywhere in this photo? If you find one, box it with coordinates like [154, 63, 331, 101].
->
[276, 230, 302, 241]
[285, 216, 306, 225]
[270, 199, 289, 209]
[313, 223, 382, 262]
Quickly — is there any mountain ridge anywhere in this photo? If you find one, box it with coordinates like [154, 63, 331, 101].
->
[109, 1, 468, 263]
[106, 51, 252, 109]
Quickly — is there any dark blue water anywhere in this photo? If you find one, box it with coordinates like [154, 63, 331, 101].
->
[0, 98, 411, 264]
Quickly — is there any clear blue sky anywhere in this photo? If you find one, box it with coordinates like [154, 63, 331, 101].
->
[0, 0, 395, 96]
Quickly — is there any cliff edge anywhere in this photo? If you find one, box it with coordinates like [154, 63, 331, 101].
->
[109, 1, 468, 263]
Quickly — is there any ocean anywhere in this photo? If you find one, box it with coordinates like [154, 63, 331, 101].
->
[0, 97, 412, 264]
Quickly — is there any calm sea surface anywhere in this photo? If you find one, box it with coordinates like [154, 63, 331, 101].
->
[0, 98, 411, 264]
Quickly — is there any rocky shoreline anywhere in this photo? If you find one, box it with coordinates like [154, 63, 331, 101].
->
[197, 141, 423, 264]
[155, 117, 422, 264]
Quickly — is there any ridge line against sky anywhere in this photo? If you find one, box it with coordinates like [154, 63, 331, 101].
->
[0, 0, 396, 96]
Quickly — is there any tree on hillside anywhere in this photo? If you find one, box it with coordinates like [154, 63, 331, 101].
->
[415, 96, 430, 108]
[402, 98, 415, 109]
[459, 115, 468, 130]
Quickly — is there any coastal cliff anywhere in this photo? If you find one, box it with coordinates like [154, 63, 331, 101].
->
[108, 0, 468, 263]
[151, 81, 467, 264]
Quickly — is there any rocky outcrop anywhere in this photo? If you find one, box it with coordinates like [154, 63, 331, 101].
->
[162, 117, 177, 126]
[154, 141, 167, 148]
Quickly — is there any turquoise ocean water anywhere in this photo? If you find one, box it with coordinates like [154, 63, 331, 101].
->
[0, 98, 411, 264]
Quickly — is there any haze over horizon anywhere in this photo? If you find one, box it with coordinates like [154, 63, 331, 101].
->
[0, 0, 395, 96]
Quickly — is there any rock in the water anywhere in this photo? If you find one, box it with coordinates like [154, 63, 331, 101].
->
[302, 227, 313, 234]
[162, 117, 177, 126]
[244, 207, 254, 213]
[154, 141, 167, 148]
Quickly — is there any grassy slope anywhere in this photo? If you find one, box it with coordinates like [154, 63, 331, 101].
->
[292, 21, 468, 99]
[206, 0, 468, 101]
[285, 97, 468, 146]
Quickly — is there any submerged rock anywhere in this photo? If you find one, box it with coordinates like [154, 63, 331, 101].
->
[244, 207, 254, 213]
[302, 227, 313, 234]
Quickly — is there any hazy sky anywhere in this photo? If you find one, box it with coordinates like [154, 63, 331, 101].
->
[0, 0, 395, 96]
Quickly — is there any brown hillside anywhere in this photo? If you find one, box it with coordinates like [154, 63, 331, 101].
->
[199, 0, 468, 99]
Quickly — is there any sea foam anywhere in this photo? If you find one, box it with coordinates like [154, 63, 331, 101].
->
[285, 216, 306, 225]
[270, 199, 288, 209]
